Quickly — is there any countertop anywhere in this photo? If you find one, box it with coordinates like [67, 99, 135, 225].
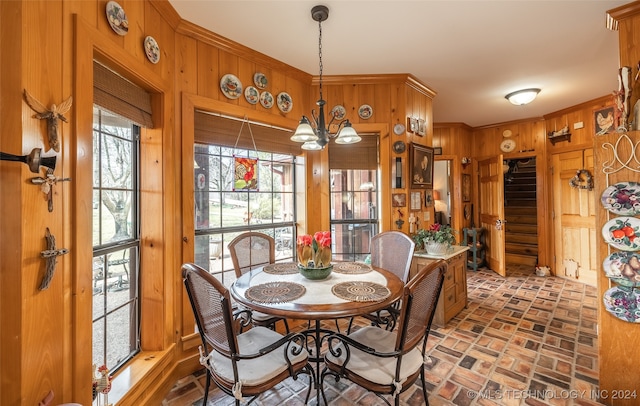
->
[414, 244, 470, 261]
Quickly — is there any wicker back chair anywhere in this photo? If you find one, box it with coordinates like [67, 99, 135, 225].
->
[347, 231, 415, 332]
[228, 232, 275, 276]
[370, 231, 415, 283]
[321, 260, 446, 406]
[182, 263, 313, 405]
[228, 232, 289, 332]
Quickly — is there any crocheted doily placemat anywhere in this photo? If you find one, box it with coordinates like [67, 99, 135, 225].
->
[331, 281, 390, 302]
[332, 262, 372, 275]
[245, 281, 306, 304]
[262, 263, 299, 275]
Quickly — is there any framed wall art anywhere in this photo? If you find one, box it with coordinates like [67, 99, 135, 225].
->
[410, 191, 422, 211]
[594, 105, 616, 136]
[392, 193, 406, 207]
[424, 189, 434, 207]
[409, 143, 434, 189]
[462, 174, 471, 202]
[417, 119, 426, 136]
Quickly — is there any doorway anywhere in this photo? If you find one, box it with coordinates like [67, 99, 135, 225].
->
[503, 157, 538, 267]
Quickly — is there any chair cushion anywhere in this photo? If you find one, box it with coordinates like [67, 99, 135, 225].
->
[207, 326, 308, 386]
[250, 310, 279, 322]
[237, 303, 278, 323]
[325, 326, 424, 386]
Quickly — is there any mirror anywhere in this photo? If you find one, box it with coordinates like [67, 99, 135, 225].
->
[433, 160, 451, 225]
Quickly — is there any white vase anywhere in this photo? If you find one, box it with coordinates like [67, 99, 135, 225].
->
[425, 242, 448, 255]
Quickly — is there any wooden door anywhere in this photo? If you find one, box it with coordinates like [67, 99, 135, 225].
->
[551, 149, 597, 286]
[478, 156, 506, 276]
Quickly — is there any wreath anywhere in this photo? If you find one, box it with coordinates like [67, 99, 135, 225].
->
[568, 169, 593, 190]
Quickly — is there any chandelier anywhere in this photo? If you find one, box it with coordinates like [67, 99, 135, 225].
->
[290, 5, 361, 151]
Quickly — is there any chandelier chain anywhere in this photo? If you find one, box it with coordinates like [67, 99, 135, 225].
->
[318, 17, 323, 99]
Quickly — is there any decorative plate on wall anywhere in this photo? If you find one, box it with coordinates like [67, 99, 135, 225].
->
[393, 141, 406, 154]
[220, 74, 242, 99]
[276, 92, 293, 113]
[394, 123, 406, 135]
[358, 104, 373, 119]
[603, 286, 640, 323]
[259, 91, 274, 109]
[601, 182, 640, 216]
[601, 217, 640, 251]
[106, 1, 129, 36]
[603, 251, 640, 287]
[244, 86, 259, 104]
[500, 139, 516, 153]
[331, 105, 346, 120]
[253, 72, 268, 89]
[143, 36, 160, 64]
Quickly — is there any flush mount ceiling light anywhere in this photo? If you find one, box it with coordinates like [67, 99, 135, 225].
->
[290, 5, 361, 151]
[505, 88, 541, 106]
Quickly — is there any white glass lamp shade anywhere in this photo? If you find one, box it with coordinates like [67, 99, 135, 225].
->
[505, 88, 540, 106]
[301, 140, 323, 151]
[334, 122, 361, 144]
[291, 116, 318, 142]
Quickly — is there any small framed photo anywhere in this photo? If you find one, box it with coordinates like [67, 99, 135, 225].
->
[594, 105, 616, 136]
[410, 191, 421, 211]
[424, 189, 434, 207]
[392, 193, 406, 207]
[409, 143, 434, 189]
[407, 117, 418, 133]
[462, 174, 471, 202]
[417, 119, 426, 136]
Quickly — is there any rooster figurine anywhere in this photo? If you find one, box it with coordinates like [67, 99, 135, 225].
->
[23, 89, 72, 152]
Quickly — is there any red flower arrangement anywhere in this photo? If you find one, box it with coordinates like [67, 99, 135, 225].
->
[297, 231, 332, 268]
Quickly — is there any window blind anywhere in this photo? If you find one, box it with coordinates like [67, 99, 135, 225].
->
[329, 134, 378, 170]
[93, 61, 154, 128]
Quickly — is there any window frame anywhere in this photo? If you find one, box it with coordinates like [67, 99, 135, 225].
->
[192, 143, 298, 287]
[91, 106, 141, 373]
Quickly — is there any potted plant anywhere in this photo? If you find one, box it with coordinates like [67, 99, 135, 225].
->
[413, 223, 457, 255]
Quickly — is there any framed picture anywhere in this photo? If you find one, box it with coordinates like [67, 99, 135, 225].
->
[410, 191, 421, 211]
[424, 189, 434, 207]
[417, 119, 426, 136]
[392, 193, 406, 207]
[462, 174, 471, 202]
[594, 105, 616, 136]
[407, 117, 418, 133]
[409, 143, 434, 189]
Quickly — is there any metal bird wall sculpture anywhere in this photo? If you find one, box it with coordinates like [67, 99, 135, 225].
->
[23, 89, 73, 152]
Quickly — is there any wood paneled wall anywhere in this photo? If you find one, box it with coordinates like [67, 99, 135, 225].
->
[595, 3, 640, 403]
[0, 1, 436, 405]
[3, 0, 637, 404]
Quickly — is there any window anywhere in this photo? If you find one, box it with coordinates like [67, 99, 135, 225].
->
[329, 135, 379, 261]
[92, 106, 140, 372]
[330, 169, 378, 261]
[194, 144, 297, 286]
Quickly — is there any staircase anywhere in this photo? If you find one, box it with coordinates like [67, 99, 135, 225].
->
[504, 159, 538, 266]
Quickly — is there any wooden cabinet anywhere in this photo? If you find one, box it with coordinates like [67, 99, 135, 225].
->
[410, 245, 469, 327]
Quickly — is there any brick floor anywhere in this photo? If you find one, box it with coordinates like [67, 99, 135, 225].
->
[163, 265, 603, 406]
